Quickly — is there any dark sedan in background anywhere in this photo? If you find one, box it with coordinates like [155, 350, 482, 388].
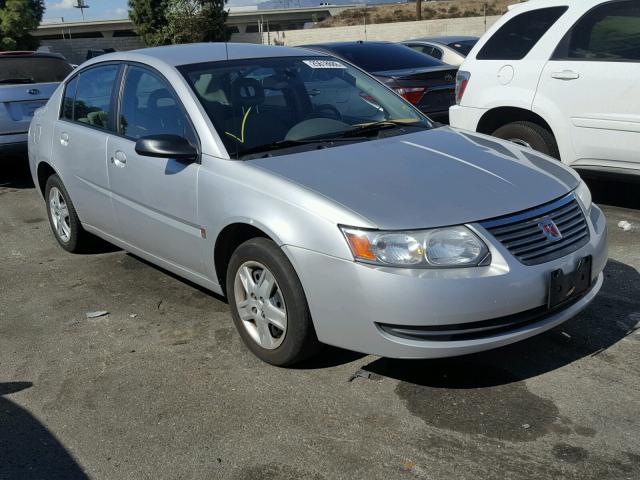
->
[302, 41, 457, 121]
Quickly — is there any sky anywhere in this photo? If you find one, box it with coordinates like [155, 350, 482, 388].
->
[43, 0, 265, 22]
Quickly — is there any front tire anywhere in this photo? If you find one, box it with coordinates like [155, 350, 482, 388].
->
[492, 121, 560, 159]
[226, 238, 322, 366]
[45, 174, 89, 253]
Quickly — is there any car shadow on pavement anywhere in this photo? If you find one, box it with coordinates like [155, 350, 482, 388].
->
[0, 382, 88, 479]
[582, 174, 640, 210]
[362, 259, 640, 388]
[0, 156, 34, 189]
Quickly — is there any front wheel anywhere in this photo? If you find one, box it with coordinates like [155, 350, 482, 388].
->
[226, 238, 322, 366]
[492, 121, 560, 159]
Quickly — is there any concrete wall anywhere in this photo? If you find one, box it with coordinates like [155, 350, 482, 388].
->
[40, 32, 262, 65]
[265, 15, 500, 46]
[40, 15, 500, 64]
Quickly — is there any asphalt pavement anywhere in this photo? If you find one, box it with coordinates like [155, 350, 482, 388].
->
[1, 158, 639, 480]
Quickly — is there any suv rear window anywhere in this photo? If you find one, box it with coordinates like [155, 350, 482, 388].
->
[552, 0, 640, 61]
[323, 43, 443, 71]
[0, 56, 72, 85]
[477, 6, 568, 60]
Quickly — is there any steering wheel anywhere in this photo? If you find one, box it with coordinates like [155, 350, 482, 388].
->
[311, 104, 343, 122]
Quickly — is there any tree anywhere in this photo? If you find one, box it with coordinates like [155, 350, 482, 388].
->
[165, 0, 229, 44]
[0, 0, 45, 51]
[128, 0, 171, 46]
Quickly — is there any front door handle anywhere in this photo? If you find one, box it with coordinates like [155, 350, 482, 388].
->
[551, 70, 580, 80]
[110, 150, 127, 167]
[60, 132, 69, 146]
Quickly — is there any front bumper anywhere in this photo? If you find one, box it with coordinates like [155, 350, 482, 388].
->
[284, 204, 607, 359]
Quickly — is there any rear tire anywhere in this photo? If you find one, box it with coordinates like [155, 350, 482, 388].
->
[45, 174, 90, 253]
[492, 121, 560, 159]
[226, 237, 322, 366]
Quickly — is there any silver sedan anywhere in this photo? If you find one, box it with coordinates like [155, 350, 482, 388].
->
[28, 43, 607, 366]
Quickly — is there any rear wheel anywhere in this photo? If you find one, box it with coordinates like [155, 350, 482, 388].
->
[45, 175, 89, 253]
[226, 237, 322, 366]
[492, 121, 560, 159]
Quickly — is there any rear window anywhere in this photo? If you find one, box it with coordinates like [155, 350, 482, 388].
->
[447, 39, 477, 56]
[0, 56, 72, 85]
[324, 43, 443, 72]
[477, 7, 568, 60]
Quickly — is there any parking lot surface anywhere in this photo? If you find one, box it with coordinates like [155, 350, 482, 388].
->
[1, 159, 639, 480]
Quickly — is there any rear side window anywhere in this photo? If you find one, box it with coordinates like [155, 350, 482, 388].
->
[0, 56, 72, 85]
[328, 43, 443, 71]
[552, 0, 640, 61]
[61, 76, 78, 120]
[477, 7, 568, 60]
[70, 65, 119, 130]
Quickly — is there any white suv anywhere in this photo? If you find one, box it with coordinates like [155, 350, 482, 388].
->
[450, 0, 640, 177]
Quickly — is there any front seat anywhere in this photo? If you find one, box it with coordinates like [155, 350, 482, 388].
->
[226, 78, 289, 151]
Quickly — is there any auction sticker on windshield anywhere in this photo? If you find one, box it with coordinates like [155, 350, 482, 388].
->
[303, 60, 347, 69]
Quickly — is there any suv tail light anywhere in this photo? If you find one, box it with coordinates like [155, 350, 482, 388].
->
[455, 71, 470, 105]
[394, 87, 426, 105]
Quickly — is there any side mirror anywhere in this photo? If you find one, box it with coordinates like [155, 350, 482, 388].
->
[134, 134, 198, 162]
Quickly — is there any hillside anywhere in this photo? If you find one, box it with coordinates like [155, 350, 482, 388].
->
[317, 0, 520, 28]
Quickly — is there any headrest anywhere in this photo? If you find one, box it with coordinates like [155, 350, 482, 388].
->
[148, 88, 174, 109]
[231, 77, 265, 108]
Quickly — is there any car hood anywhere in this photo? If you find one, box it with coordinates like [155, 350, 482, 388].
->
[250, 127, 579, 230]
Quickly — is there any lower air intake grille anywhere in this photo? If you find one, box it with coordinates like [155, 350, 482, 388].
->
[480, 194, 590, 266]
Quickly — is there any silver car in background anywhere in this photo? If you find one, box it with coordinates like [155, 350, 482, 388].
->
[28, 43, 607, 366]
[1, 51, 72, 157]
[402, 36, 479, 66]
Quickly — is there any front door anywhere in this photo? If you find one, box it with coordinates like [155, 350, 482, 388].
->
[106, 65, 204, 274]
[535, 0, 640, 172]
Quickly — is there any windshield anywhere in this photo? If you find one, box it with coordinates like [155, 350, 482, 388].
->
[179, 56, 431, 159]
[447, 39, 477, 56]
[0, 56, 72, 84]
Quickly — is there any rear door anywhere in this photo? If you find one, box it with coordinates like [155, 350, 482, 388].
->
[535, 0, 640, 172]
[0, 55, 71, 140]
[51, 63, 121, 233]
[106, 64, 203, 274]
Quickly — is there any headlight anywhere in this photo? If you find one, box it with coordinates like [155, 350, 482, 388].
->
[575, 181, 592, 212]
[340, 226, 490, 268]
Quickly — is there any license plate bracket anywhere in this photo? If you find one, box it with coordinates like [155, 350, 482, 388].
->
[548, 256, 592, 309]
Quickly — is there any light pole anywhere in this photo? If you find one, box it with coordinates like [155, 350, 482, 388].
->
[74, 0, 90, 21]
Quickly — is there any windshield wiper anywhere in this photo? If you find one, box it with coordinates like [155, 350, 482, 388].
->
[239, 137, 365, 159]
[339, 120, 425, 138]
[0, 78, 35, 84]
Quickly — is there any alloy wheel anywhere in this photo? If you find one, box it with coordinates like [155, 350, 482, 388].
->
[49, 186, 71, 243]
[233, 261, 287, 350]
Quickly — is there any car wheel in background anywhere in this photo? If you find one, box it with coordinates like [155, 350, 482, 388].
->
[492, 121, 560, 159]
[226, 237, 322, 366]
[45, 174, 89, 253]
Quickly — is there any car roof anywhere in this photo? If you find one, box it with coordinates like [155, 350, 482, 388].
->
[405, 36, 478, 45]
[302, 41, 392, 49]
[82, 42, 329, 68]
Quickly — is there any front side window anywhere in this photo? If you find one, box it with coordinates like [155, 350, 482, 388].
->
[553, 0, 640, 61]
[118, 66, 195, 142]
[179, 56, 431, 159]
[70, 64, 119, 130]
[477, 7, 568, 60]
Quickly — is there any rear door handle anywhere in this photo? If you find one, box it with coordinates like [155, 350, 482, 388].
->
[110, 150, 127, 167]
[551, 70, 580, 80]
[59, 132, 69, 146]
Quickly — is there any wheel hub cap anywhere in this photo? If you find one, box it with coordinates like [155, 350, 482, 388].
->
[234, 261, 287, 350]
[49, 187, 71, 243]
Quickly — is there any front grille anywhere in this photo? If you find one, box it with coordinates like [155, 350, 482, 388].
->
[480, 194, 590, 266]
